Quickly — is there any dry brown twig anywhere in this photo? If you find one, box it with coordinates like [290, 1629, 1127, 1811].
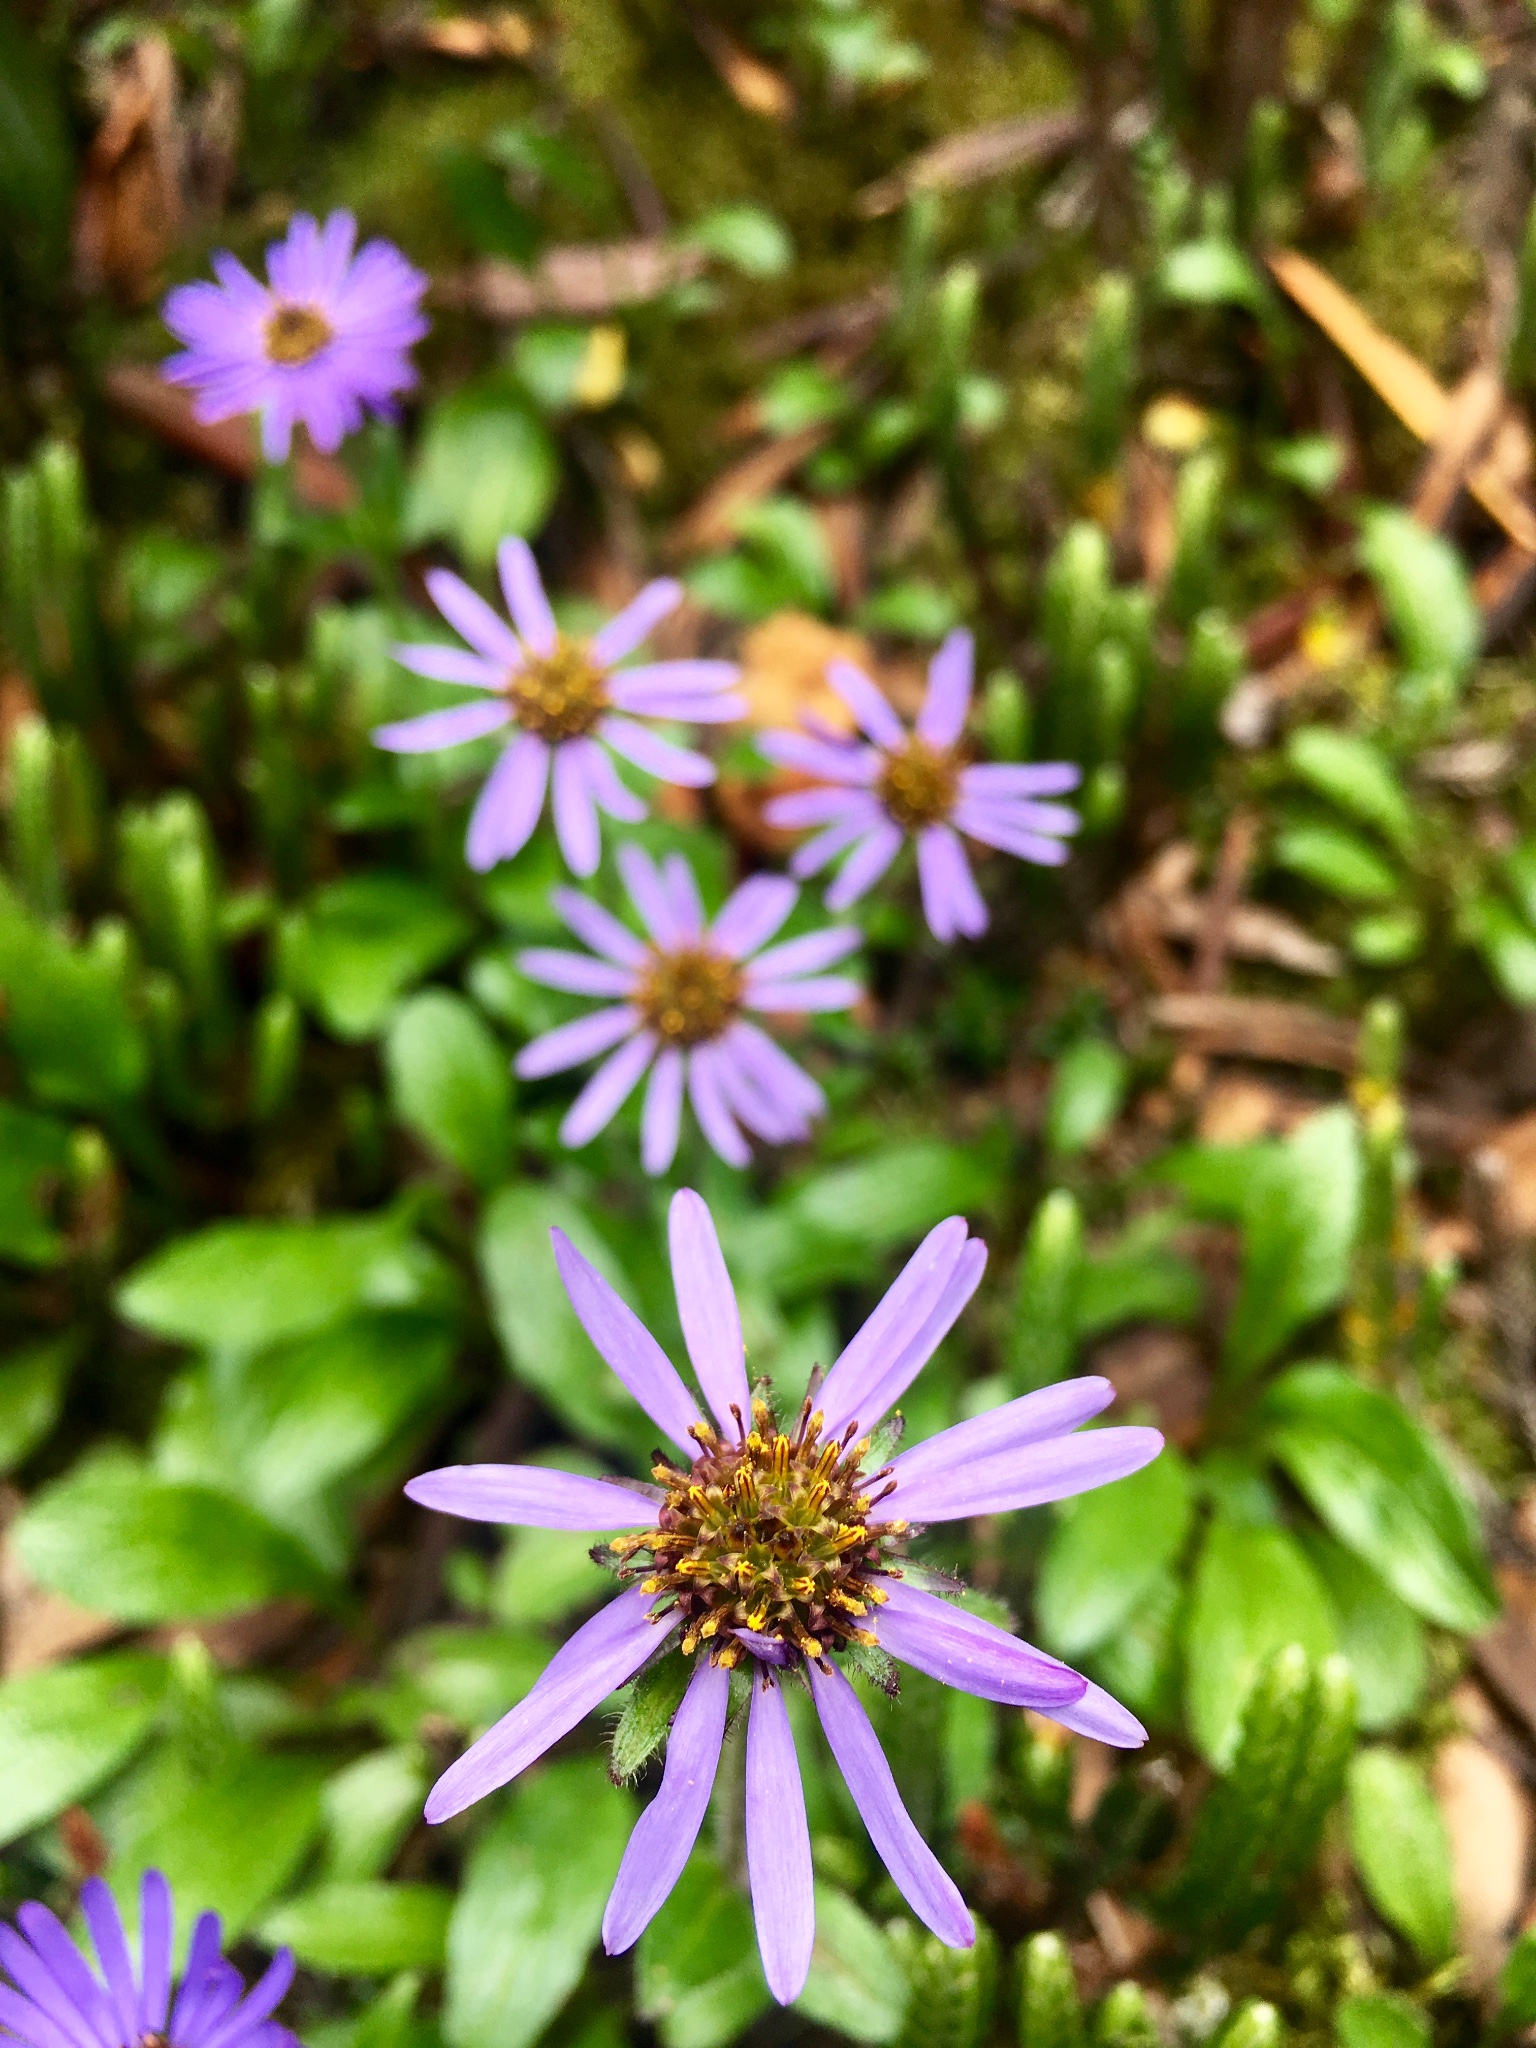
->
[856, 108, 1087, 219]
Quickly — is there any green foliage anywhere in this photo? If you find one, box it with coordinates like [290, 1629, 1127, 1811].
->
[1018, 1933, 1084, 2048]
[891, 1920, 996, 2048]
[0, 1654, 167, 1846]
[1347, 1748, 1456, 1964]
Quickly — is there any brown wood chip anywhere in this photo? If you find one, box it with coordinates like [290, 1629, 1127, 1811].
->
[1148, 992, 1359, 1070]
[436, 239, 706, 321]
[857, 108, 1086, 219]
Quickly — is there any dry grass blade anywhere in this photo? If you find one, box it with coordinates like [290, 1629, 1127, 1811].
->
[1149, 993, 1360, 1070]
[857, 108, 1086, 219]
[72, 33, 184, 302]
[438, 240, 705, 320]
[666, 424, 832, 556]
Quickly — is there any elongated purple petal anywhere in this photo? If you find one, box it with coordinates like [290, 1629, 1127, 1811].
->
[551, 1228, 704, 1450]
[391, 642, 503, 689]
[618, 843, 680, 945]
[854, 1237, 986, 1426]
[466, 732, 549, 872]
[137, 1871, 172, 2035]
[723, 1020, 825, 1124]
[810, 1662, 973, 1947]
[818, 1219, 970, 1438]
[553, 741, 602, 876]
[607, 685, 744, 723]
[497, 537, 557, 657]
[766, 787, 876, 830]
[688, 1044, 751, 1169]
[168, 1914, 224, 2045]
[603, 1657, 730, 1953]
[601, 716, 715, 788]
[405, 1464, 647, 1530]
[669, 1189, 750, 1432]
[426, 568, 521, 667]
[553, 886, 646, 967]
[827, 661, 905, 750]
[590, 581, 685, 667]
[561, 1030, 657, 1146]
[790, 811, 880, 881]
[888, 1378, 1116, 1493]
[710, 874, 799, 959]
[11, 1910, 114, 2048]
[201, 1952, 295, 2048]
[955, 796, 1081, 837]
[872, 1581, 1085, 1709]
[892, 1427, 1164, 1523]
[745, 975, 861, 1014]
[759, 731, 880, 784]
[917, 825, 988, 942]
[372, 700, 511, 753]
[746, 927, 861, 981]
[745, 1675, 815, 2005]
[642, 1046, 686, 1175]
[78, 1881, 136, 2044]
[425, 1587, 672, 1820]
[714, 1040, 807, 1144]
[663, 853, 705, 937]
[517, 948, 636, 998]
[961, 761, 1083, 798]
[958, 815, 1071, 866]
[918, 629, 973, 748]
[583, 743, 648, 823]
[825, 821, 904, 910]
[516, 1005, 638, 1080]
[0, 1983, 77, 2048]
[607, 658, 740, 696]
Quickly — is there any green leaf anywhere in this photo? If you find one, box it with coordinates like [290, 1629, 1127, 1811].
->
[387, 1625, 551, 1738]
[0, 1100, 70, 1265]
[1075, 1214, 1202, 1338]
[1298, 1530, 1426, 1731]
[0, 1653, 167, 1847]
[405, 388, 559, 568]
[444, 1755, 634, 2048]
[609, 1649, 692, 1784]
[1347, 1747, 1456, 1963]
[16, 1455, 324, 1621]
[796, 1886, 908, 2043]
[494, 1524, 612, 1626]
[290, 876, 473, 1041]
[385, 989, 512, 1187]
[1184, 1520, 1337, 1766]
[1011, 1190, 1084, 1392]
[117, 1210, 415, 1354]
[322, 1746, 429, 1881]
[1037, 1449, 1193, 1660]
[1335, 1995, 1431, 2048]
[1464, 894, 1536, 1006]
[1224, 1108, 1361, 1381]
[479, 1184, 657, 1461]
[1284, 728, 1414, 854]
[1261, 1363, 1496, 1631]
[1159, 239, 1265, 309]
[0, 886, 147, 1112]
[685, 205, 793, 278]
[0, 1334, 73, 1470]
[1045, 1040, 1128, 1157]
[1498, 1928, 1536, 2028]
[1018, 1931, 1084, 2048]
[261, 1883, 453, 1974]
[1271, 821, 1399, 903]
[789, 1141, 1003, 1254]
[1358, 506, 1480, 709]
[638, 1854, 770, 2048]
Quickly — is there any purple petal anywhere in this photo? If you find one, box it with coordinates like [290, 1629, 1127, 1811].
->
[0, 1984, 77, 2048]
[553, 886, 646, 967]
[1051, 1680, 1148, 1746]
[552, 742, 602, 877]
[853, 1238, 987, 1427]
[872, 1580, 1086, 1710]
[818, 1219, 970, 1438]
[827, 661, 905, 750]
[426, 568, 521, 667]
[745, 1675, 815, 2005]
[0, 1927, 96, 2048]
[201, 1953, 295, 2048]
[11, 1908, 114, 2047]
[809, 1662, 973, 1947]
[825, 821, 904, 911]
[688, 1044, 752, 1169]
[710, 875, 799, 959]
[79, 1880, 136, 2043]
[917, 629, 974, 748]
[372, 700, 511, 753]
[955, 796, 1081, 838]
[405, 1464, 646, 1530]
[551, 1227, 705, 1451]
[758, 731, 881, 784]
[601, 717, 716, 789]
[583, 744, 649, 823]
[562, 1030, 657, 1147]
[789, 811, 881, 881]
[424, 1587, 672, 1821]
[603, 1657, 730, 1953]
[517, 948, 636, 999]
[961, 761, 1083, 798]
[466, 733, 550, 872]
[605, 657, 739, 696]
[608, 678, 744, 722]
[887, 1377, 1115, 1494]
[391, 642, 504, 689]
[516, 1005, 638, 1081]
[137, 1872, 172, 2035]
[891, 1427, 1165, 1523]
[735, 1627, 794, 1665]
[745, 975, 861, 1014]
[747, 927, 861, 981]
[641, 1047, 686, 1176]
[766, 787, 878, 831]
[956, 815, 1074, 865]
[664, 853, 705, 938]
[168, 1914, 224, 2045]
[713, 1040, 808, 1144]
[590, 581, 685, 668]
[722, 1020, 825, 1125]
[669, 1189, 750, 1432]
[497, 537, 557, 658]
[917, 825, 988, 942]
[618, 844, 681, 946]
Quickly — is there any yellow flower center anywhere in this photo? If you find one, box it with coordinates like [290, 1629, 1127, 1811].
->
[263, 302, 334, 366]
[611, 1398, 904, 1665]
[635, 945, 744, 1048]
[508, 640, 610, 741]
[876, 737, 961, 832]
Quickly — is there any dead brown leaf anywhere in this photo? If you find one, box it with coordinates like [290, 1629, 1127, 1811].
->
[684, 8, 795, 120]
[0, 1527, 118, 1679]
[1474, 1114, 1536, 1239]
[1149, 992, 1360, 1071]
[1093, 1326, 1210, 1449]
[736, 613, 865, 733]
[438, 240, 705, 322]
[666, 425, 832, 557]
[73, 34, 184, 302]
[1084, 1889, 1159, 1970]
[417, 9, 535, 58]
[1433, 1720, 1531, 1985]
[857, 108, 1086, 219]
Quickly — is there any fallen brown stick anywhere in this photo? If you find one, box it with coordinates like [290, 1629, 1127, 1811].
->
[1149, 992, 1359, 1071]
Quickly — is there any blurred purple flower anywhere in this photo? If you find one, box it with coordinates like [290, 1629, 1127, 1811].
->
[761, 629, 1081, 942]
[406, 1189, 1162, 2005]
[0, 1868, 297, 2048]
[373, 544, 744, 876]
[161, 210, 427, 463]
[515, 844, 859, 1171]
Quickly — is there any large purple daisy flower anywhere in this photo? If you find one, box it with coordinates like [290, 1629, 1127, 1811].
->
[0, 1868, 297, 2048]
[761, 629, 1082, 942]
[161, 210, 427, 463]
[406, 1190, 1161, 2005]
[515, 845, 859, 1172]
[373, 544, 744, 877]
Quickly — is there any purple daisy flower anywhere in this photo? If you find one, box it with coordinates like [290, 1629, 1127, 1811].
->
[0, 1867, 297, 2048]
[515, 844, 859, 1172]
[161, 210, 428, 464]
[761, 629, 1082, 943]
[406, 1189, 1162, 2005]
[373, 544, 745, 877]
